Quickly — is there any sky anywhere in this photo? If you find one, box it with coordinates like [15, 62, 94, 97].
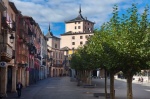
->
[10, 0, 150, 37]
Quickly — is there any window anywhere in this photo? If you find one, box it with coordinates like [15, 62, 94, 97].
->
[56, 53, 57, 58]
[72, 42, 75, 45]
[72, 48, 75, 53]
[78, 22, 80, 24]
[85, 41, 88, 44]
[72, 36, 75, 39]
[80, 41, 83, 45]
[80, 36, 83, 39]
[85, 35, 89, 39]
[75, 22, 76, 24]
[78, 26, 80, 29]
[85, 26, 86, 29]
[55, 44, 57, 48]
[75, 26, 76, 29]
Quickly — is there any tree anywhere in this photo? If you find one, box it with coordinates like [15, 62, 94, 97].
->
[86, 4, 150, 99]
[70, 46, 99, 85]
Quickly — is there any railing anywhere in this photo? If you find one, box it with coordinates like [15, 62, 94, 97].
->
[11, 21, 16, 31]
[0, 43, 13, 59]
[42, 61, 46, 66]
[35, 54, 41, 60]
[0, 0, 6, 11]
[53, 64, 63, 67]
[28, 28, 34, 35]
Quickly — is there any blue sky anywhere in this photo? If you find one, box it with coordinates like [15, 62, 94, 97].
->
[10, 0, 150, 37]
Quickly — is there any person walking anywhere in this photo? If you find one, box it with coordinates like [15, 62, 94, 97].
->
[16, 82, 23, 98]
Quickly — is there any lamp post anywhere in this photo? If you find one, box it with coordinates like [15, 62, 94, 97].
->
[9, 34, 15, 44]
[1, 27, 15, 44]
[63, 50, 68, 76]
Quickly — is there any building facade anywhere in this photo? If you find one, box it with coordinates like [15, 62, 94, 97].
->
[0, 0, 17, 96]
[60, 7, 95, 77]
[60, 7, 94, 50]
[40, 33, 48, 79]
[46, 25, 64, 77]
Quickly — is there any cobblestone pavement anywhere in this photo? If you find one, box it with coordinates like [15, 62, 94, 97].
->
[4, 77, 106, 99]
[3, 77, 150, 99]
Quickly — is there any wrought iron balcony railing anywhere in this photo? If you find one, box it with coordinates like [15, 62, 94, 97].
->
[0, 43, 13, 62]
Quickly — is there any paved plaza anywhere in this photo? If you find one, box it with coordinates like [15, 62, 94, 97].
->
[4, 77, 150, 99]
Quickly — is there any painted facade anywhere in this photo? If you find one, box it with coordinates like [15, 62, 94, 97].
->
[61, 6, 94, 50]
[46, 25, 64, 77]
[60, 6, 95, 77]
[0, 0, 17, 97]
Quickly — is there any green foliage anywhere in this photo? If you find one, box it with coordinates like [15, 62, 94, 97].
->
[70, 46, 99, 71]
[70, 3, 150, 76]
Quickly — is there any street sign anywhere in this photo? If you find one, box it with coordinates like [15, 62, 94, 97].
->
[0, 62, 7, 67]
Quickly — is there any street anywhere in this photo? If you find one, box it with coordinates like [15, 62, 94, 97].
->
[5, 77, 150, 99]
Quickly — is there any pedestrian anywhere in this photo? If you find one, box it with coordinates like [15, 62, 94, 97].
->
[16, 82, 23, 98]
[138, 78, 141, 82]
[141, 77, 143, 83]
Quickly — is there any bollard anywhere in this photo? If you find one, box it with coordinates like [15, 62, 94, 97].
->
[114, 90, 115, 94]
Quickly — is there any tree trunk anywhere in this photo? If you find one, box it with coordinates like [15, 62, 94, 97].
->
[127, 75, 133, 99]
[89, 70, 92, 85]
[105, 69, 107, 99]
[110, 72, 115, 99]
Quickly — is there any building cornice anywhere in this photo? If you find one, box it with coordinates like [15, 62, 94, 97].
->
[60, 32, 93, 36]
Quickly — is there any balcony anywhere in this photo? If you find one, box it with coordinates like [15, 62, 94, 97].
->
[28, 43, 36, 55]
[18, 62, 28, 67]
[0, 0, 6, 11]
[53, 64, 62, 67]
[0, 43, 13, 62]
[42, 61, 46, 66]
[28, 28, 34, 35]
[1, 17, 8, 28]
[47, 57, 53, 62]
[35, 54, 41, 61]
[11, 21, 16, 31]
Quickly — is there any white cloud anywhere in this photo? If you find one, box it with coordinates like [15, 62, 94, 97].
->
[10, 0, 149, 34]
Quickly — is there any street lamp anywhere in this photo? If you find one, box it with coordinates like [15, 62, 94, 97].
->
[64, 50, 68, 76]
[9, 34, 15, 43]
[1, 28, 15, 44]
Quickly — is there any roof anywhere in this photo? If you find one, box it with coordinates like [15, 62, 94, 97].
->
[9, 2, 18, 14]
[45, 24, 60, 39]
[46, 31, 53, 38]
[46, 24, 53, 38]
[65, 6, 94, 24]
[65, 13, 85, 23]
[0, 1, 6, 11]
[23, 16, 36, 25]
[60, 46, 70, 51]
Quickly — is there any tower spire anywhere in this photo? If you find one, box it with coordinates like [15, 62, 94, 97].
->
[79, 4, 81, 14]
[48, 23, 50, 32]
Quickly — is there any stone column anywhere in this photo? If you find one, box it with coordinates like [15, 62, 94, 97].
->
[26, 70, 29, 86]
[21, 68, 25, 87]
[11, 66, 16, 92]
[0, 67, 7, 97]
[51, 67, 53, 77]
[17, 67, 21, 82]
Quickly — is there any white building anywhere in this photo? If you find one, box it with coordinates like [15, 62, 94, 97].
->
[60, 6, 95, 50]
[46, 25, 64, 77]
[60, 6, 95, 77]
